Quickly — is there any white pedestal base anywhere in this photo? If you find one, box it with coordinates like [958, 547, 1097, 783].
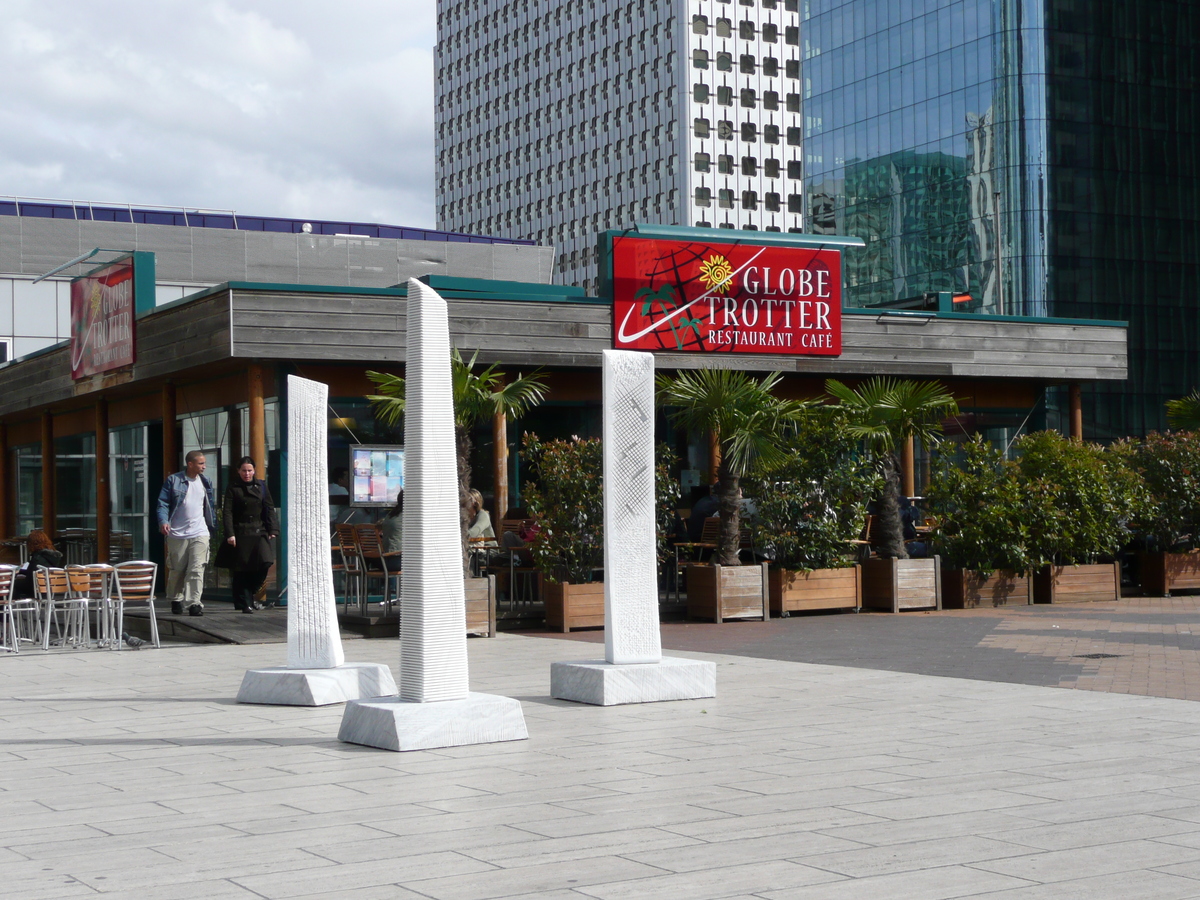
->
[237, 663, 397, 707]
[550, 657, 717, 706]
[337, 692, 528, 752]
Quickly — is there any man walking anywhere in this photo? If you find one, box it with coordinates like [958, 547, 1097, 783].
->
[156, 450, 216, 616]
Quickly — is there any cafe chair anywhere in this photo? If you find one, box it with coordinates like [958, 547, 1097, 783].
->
[671, 516, 722, 601]
[353, 524, 400, 614]
[112, 561, 160, 650]
[0, 564, 23, 653]
[66, 564, 117, 649]
[333, 524, 365, 611]
[36, 566, 90, 650]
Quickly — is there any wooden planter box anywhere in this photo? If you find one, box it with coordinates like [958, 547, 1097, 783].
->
[1033, 562, 1120, 604]
[465, 575, 497, 638]
[768, 566, 860, 616]
[941, 569, 1030, 609]
[544, 580, 605, 633]
[861, 556, 941, 612]
[687, 562, 768, 623]
[1139, 550, 1200, 596]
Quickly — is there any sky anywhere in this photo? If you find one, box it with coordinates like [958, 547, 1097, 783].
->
[0, 0, 438, 227]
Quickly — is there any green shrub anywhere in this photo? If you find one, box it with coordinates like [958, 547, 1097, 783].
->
[522, 434, 604, 584]
[926, 436, 1030, 575]
[1133, 431, 1200, 551]
[1013, 430, 1148, 566]
[521, 434, 681, 584]
[748, 410, 880, 572]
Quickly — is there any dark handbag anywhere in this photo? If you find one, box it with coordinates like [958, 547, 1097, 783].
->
[214, 540, 237, 570]
[257, 535, 276, 566]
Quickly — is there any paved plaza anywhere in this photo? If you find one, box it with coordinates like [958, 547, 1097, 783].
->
[8, 627, 1200, 898]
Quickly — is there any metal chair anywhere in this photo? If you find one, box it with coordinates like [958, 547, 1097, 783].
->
[67, 564, 116, 648]
[333, 524, 365, 611]
[0, 564, 22, 653]
[36, 566, 90, 649]
[113, 561, 160, 650]
[672, 516, 722, 602]
[354, 524, 400, 614]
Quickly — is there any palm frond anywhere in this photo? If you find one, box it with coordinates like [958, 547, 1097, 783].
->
[365, 370, 405, 426]
[367, 352, 548, 433]
[1167, 390, 1200, 432]
[825, 377, 958, 455]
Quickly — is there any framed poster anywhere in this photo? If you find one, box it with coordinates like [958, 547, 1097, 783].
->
[349, 444, 405, 508]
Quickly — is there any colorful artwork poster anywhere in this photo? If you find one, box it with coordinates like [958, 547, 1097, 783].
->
[348, 446, 404, 505]
[611, 236, 842, 356]
[352, 476, 371, 503]
[369, 475, 388, 502]
[70, 258, 136, 379]
[352, 448, 372, 477]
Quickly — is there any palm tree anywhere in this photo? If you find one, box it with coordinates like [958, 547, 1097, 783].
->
[657, 368, 811, 565]
[366, 349, 548, 566]
[1167, 390, 1200, 432]
[825, 377, 959, 559]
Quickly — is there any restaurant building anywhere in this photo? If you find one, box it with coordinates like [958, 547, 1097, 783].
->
[0, 223, 1126, 596]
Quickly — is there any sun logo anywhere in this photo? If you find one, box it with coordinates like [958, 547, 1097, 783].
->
[697, 254, 734, 295]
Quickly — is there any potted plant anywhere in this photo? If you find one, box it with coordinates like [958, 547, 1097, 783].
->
[656, 368, 809, 622]
[522, 435, 681, 631]
[521, 434, 606, 631]
[826, 377, 959, 612]
[1015, 430, 1147, 603]
[750, 409, 878, 616]
[926, 436, 1032, 608]
[1134, 430, 1200, 595]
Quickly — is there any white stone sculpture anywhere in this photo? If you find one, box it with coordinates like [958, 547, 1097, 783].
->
[338, 278, 527, 750]
[550, 349, 715, 705]
[237, 375, 396, 706]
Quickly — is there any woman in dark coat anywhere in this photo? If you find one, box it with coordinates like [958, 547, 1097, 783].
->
[13, 530, 64, 599]
[218, 456, 278, 613]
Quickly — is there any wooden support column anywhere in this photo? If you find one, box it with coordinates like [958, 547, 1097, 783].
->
[901, 435, 916, 499]
[162, 383, 178, 475]
[493, 408, 508, 521]
[248, 363, 266, 479]
[0, 422, 10, 538]
[41, 410, 55, 537]
[1069, 384, 1083, 441]
[95, 399, 110, 564]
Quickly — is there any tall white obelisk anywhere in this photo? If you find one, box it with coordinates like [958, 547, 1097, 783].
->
[338, 278, 528, 750]
[550, 349, 716, 705]
[237, 374, 397, 706]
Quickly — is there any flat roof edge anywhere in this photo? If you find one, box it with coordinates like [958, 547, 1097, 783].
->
[843, 308, 1128, 329]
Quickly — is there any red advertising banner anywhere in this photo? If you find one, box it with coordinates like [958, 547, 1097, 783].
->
[70, 259, 135, 379]
[611, 236, 842, 356]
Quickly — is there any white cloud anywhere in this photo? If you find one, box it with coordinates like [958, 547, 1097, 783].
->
[0, 0, 437, 226]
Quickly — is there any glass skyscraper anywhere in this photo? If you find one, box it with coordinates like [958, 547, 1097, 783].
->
[802, 0, 1198, 438]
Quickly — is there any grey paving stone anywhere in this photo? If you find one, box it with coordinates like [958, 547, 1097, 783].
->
[929, 868, 1200, 900]
[771, 865, 1037, 899]
[9, 634, 1200, 900]
[972, 838, 1200, 882]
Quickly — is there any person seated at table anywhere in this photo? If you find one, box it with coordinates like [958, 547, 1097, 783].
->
[899, 495, 929, 558]
[497, 506, 538, 550]
[13, 530, 64, 599]
[467, 490, 497, 547]
[379, 492, 403, 567]
[686, 483, 720, 542]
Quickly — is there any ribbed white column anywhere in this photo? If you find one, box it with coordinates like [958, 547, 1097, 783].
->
[399, 279, 470, 702]
[286, 375, 345, 669]
[602, 349, 662, 665]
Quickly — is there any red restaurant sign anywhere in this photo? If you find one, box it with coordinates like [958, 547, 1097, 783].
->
[611, 236, 842, 356]
[70, 258, 135, 380]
